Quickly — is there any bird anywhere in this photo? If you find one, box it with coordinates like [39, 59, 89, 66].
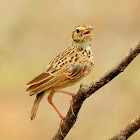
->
[25, 24, 94, 129]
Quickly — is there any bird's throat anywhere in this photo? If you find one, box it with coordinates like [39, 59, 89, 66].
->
[72, 40, 91, 49]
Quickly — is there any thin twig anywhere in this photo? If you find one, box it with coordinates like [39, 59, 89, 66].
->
[52, 42, 140, 140]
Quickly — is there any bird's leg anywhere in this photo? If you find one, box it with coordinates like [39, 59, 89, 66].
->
[53, 89, 76, 116]
[47, 91, 65, 135]
[48, 91, 65, 120]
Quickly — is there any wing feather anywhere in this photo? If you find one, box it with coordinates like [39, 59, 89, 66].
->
[26, 63, 93, 95]
[25, 76, 54, 92]
[30, 75, 69, 95]
[26, 72, 51, 86]
[26, 66, 70, 95]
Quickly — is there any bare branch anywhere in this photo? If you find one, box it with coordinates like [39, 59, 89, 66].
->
[52, 42, 140, 140]
[108, 114, 140, 140]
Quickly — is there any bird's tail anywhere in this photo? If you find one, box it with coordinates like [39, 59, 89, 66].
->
[30, 92, 44, 120]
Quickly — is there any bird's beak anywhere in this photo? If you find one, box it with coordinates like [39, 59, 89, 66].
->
[87, 27, 94, 31]
[83, 27, 94, 36]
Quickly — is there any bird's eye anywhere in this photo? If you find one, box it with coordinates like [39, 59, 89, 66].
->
[76, 29, 80, 33]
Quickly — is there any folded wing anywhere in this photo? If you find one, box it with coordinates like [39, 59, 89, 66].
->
[26, 62, 92, 96]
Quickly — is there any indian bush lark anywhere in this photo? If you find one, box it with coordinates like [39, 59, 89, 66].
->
[26, 24, 94, 128]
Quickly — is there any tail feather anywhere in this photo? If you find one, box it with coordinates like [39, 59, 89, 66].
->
[30, 92, 44, 120]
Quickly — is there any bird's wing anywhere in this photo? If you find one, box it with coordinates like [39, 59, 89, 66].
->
[26, 46, 94, 95]
[66, 62, 93, 79]
[26, 62, 93, 96]
[26, 56, 57, 86]
[26, 66, 69, 95]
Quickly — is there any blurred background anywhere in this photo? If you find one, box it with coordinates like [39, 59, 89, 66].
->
[0, 0, 140, 140]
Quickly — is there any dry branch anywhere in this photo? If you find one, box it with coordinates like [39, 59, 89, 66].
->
[52, 42, 140, 140]
[108, 114, 140, 140]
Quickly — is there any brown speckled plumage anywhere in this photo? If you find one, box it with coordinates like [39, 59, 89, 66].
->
[26, 24, 94, 121]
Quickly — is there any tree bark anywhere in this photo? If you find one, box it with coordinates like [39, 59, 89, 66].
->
[108, 114, 140, 140]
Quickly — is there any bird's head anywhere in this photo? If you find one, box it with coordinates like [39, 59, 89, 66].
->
[72, 24, 94, 47]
